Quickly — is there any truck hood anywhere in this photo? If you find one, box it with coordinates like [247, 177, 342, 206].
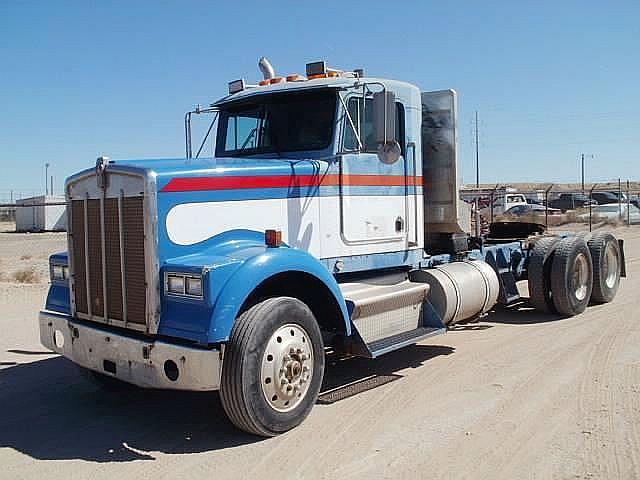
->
[108, 156, 332, 191]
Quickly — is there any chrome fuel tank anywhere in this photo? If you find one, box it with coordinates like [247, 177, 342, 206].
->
[411, 260, 499, 325]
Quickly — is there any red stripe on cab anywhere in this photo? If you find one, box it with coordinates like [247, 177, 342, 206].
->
[161, 174, 422, 192]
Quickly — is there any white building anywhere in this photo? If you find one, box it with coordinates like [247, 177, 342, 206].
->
[15, 195, 67, 232]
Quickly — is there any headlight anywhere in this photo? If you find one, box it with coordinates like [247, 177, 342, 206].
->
[185, 277, 202, 296]
[51, 264, 69, 281]
[167, 275, 186, 294]
[166, 273, 203, 298]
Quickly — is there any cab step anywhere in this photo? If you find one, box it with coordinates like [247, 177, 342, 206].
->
[366, 326, 444, 358]
[340, 273, 445, 358]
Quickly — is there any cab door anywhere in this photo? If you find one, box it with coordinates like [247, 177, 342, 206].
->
[338, 96, 409, 251]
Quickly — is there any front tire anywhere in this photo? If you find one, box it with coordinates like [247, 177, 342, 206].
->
[220, 297, 324, 437]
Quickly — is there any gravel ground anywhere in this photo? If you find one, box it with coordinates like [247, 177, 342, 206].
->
[1, 223, 639, 479]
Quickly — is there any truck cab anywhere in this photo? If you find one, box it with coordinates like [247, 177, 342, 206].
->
[39, 59, 623, 437]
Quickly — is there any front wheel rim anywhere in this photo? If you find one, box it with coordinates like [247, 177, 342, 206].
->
[260, 324, 314, 412]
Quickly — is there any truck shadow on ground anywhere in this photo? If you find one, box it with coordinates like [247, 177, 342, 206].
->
[0, 343, 453, 463]
[489, 302, 570, 324]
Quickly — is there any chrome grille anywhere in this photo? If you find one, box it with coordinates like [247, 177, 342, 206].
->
[70, 195, 147, 329]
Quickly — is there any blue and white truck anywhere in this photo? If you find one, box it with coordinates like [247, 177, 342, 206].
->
[40, 58, 625, 436]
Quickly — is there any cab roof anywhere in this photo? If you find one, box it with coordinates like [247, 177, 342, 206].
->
[212, 76, 421, 107]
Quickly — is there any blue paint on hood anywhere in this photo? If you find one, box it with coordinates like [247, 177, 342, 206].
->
[109, 156, 334, 190]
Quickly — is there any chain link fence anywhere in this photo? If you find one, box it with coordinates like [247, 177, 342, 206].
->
[461, 181, 640, 235]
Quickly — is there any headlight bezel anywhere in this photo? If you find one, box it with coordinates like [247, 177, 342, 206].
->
[165, 272, 204, 299]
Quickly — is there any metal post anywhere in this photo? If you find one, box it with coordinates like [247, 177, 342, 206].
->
[490, 185, 496, 224]
[589, 183, 598, 232]
[627, 180, 631, 226]
[474, 197, 480, 238]
[45, 163, 50, 195]
[545, 184, 553, 229]
[50, 176, 53, 197]
[618, 178, 622, 220]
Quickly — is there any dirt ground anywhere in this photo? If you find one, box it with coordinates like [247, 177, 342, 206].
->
[1, 222, 639, 480]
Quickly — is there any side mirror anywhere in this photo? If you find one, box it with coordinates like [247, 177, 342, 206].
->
[373, 91, 401, 164]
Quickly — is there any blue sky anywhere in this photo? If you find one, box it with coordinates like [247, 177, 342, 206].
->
[1, 0, 638, 198]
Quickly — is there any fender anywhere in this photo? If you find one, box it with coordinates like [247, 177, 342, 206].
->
[207, 245, 351, 343]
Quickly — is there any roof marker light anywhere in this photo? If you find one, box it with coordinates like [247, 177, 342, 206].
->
[269, 77, 285, 84]
[258, 79, 270, 86]
[286, 74, 306, 82]
[306, 61, 327, 77]
[228, 79, 246, 95]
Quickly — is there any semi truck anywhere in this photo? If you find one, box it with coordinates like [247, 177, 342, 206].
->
[40, 58, 625, 437]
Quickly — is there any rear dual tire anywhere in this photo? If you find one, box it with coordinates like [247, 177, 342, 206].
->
[549, 236, 593, 316]
[528, 233, 621, 316]
[588, 233, 621, 303]
[527, 236, 559, 313]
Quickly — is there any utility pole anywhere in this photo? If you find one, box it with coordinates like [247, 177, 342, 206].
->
[45, 163, 50, 195]
[581, 154, 585, 194]
[475, 111, 480, 188]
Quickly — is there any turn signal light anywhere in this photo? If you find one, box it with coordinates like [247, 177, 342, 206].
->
[265, 229, 283, 247]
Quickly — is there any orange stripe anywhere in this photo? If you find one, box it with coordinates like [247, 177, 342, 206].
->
[320, 174, 422, 187]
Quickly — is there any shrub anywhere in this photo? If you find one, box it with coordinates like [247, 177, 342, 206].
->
[13, 268, 40, 284]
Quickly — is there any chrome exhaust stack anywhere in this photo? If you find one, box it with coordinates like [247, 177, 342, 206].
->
[258, 57, 275, 80]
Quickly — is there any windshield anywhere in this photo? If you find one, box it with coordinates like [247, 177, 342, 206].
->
[215, 90, 336, 156]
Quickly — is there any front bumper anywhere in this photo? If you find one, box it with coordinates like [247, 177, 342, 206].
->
[39, 311, 222, 390]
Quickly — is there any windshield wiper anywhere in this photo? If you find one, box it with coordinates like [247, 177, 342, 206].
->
[236, 127, 258, 155]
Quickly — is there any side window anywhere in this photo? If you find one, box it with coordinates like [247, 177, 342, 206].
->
[343, 97, 405, 155]
[223, 110, 262, 152]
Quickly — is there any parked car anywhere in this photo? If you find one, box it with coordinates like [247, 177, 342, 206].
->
[590, 191, 621, 205]
[549, 193, 596, 212]
[504, 204, 561, 218]
[578, 203, 640, 224]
